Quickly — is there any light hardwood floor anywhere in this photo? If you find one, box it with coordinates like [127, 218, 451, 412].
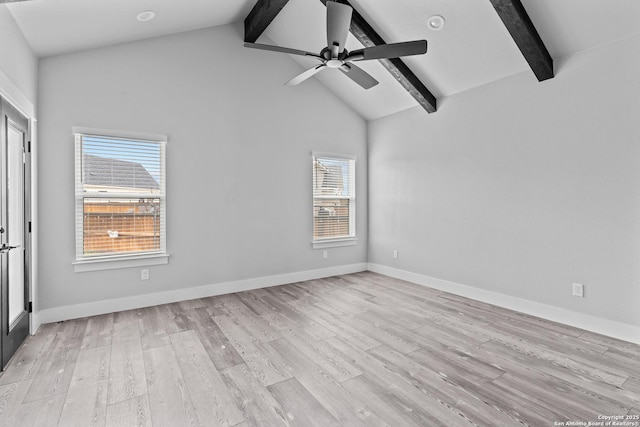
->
[0, 272, 639, 426]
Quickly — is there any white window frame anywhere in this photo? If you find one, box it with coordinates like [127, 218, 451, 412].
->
[312, 152, 357, 249]
[72, 126, 169, 272]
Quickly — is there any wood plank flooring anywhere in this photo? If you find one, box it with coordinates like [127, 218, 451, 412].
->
[0, 271, 639, 426]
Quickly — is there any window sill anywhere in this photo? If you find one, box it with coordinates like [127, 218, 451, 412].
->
[312, 238, 357, 249]
[73, 253, 169, 273]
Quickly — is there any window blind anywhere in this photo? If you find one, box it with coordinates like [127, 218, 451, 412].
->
[312, 155, 355, 241]
[75, 132, 166, 260]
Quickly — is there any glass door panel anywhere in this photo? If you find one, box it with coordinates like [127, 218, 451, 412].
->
[7, 123, 24, 328]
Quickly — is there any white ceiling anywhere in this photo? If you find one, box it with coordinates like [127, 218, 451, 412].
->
[6, 0, 256, 57]
[6, 0, 640, 119]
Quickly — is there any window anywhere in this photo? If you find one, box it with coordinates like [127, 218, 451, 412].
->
[74, 127, 167, 270]
[312, 153, 356, 248]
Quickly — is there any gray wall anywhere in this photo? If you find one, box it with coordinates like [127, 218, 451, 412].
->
[368, 34, 640, 327]
[0, 7, 37, 105]
[0, 6, 37, 330]
[38, 24, 367, 310]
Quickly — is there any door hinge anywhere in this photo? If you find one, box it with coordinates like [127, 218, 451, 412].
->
[28, 302, 33, 313]
[28, 221, 31, 233]
[27, 141, 31, 152]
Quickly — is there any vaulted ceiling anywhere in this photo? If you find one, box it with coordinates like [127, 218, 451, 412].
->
[5, 0, 640, 119]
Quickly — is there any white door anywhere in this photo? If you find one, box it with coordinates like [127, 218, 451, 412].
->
[1, 97, 29, 369]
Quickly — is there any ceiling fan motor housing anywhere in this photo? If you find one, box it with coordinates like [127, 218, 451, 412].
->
[321, 46, 349, 61]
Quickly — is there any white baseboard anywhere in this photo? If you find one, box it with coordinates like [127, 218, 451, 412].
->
[35, 261, 640, 345]
[31, 312, 41, 336]
[367, 263, 640, 345]
[37, 263, 368, 325]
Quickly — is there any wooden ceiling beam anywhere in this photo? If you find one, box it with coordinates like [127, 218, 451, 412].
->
[489, 0, 553, 81]
[320, 0, 437, 113]
[244, 0, 291, 44]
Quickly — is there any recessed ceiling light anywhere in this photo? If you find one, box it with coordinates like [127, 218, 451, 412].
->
[427, 15, 445, 31]
[137, 10, 156, 22]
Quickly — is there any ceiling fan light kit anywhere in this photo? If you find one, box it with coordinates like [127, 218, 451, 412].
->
[244, 0, 428, 89]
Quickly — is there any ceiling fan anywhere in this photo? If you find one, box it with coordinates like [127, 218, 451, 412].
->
[244, 0, 427, 89]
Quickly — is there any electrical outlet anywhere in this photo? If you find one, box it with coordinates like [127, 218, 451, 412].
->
[393, 250, 398, 259]
[141, 269, 150, 280]
[322, 250, 328, 259]
[572, 282, 584, 297]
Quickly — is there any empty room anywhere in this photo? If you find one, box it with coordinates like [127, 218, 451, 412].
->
[0, 0, 639, 425]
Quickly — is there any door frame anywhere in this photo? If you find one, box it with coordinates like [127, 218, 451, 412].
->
[1, 106, 30, 367]
[0, 70, 37, 336]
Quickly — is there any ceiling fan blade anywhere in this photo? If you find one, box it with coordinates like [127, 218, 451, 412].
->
[347, 40, 427, 61]
[286, 64, 327, 86]
[339, 63, 378, 89]
[326, 1, 352, 54]
[243, 42, 323, 60]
